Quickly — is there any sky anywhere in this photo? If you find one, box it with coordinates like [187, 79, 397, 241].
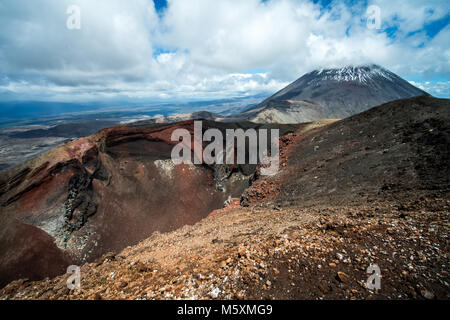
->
[0, 0, 448, 103]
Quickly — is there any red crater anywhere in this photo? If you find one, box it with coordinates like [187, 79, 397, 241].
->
[1, 120, 300, 287]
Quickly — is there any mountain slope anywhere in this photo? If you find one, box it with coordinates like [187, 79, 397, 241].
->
[1, 96, 448, 300]
[241, 96, 449, 207]
[238, 100, 329, 123]
[240, 65, 428, 123]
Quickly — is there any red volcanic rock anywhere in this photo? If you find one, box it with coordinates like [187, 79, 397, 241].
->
[0, 121, 226, 287]
[0, 97, 448, 300]
[0, 120, 301, 287]
[208, 198, 241, 218]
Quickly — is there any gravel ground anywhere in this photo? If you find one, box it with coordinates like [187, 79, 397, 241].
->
[1, 197, 448, 300]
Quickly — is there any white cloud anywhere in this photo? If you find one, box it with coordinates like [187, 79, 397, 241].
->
[0, 0, 158, 85]
[409, 80, 450, 97]
[157, 0, 449, 80]
[370, 0, 448, 34]
[0, 0, 448, 101]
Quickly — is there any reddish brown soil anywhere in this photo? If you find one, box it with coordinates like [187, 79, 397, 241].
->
[0, 120, 302, 287]
[0, 217, 72, 286]
[208, 198, 241, 218]
[0, 198, 447, 300]
[0, 121, 225, 287]
[0, 96, 448, 299]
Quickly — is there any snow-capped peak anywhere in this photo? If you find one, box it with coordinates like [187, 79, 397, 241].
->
[314, 65, 395, 84]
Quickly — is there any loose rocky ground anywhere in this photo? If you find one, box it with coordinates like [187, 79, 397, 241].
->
[1, 96, 448, 300]
[1, 196, 448, 300]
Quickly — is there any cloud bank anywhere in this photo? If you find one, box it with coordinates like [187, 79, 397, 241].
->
[0, 0, 448, 101]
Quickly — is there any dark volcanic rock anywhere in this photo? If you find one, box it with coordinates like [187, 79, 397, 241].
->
[268, 96, 449, 206]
